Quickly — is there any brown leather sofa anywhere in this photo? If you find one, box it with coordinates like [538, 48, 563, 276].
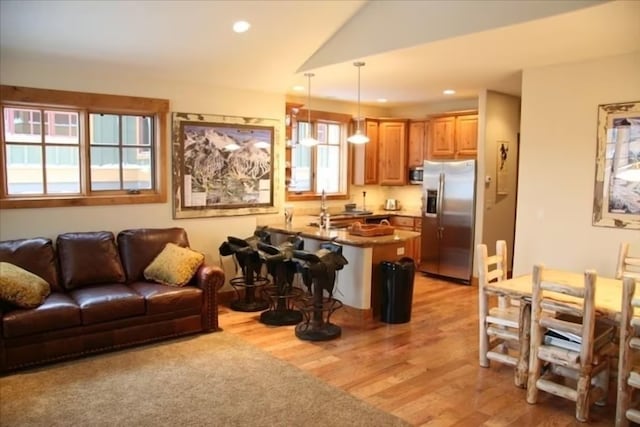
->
[0, 227, 224, 373]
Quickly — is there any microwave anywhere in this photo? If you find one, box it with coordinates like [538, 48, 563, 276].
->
[409, 166, 423, 184]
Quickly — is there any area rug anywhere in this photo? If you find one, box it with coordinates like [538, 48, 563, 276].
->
[0, 332, 410, 427]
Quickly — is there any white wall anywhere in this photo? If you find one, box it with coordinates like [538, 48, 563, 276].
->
[479, 90, 521, 272]
[514, 52, 640, 277]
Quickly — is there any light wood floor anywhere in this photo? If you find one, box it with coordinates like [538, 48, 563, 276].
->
[219, 273, 617, 426]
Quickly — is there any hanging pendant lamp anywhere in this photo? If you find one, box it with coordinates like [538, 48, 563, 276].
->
[347, 61, 369, 144]
[299, 72, 319, 147]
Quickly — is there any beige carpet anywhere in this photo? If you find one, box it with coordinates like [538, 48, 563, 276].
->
[0, 332, 410, 427]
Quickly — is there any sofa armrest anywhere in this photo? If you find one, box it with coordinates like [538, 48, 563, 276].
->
[194, 263, 225, 332]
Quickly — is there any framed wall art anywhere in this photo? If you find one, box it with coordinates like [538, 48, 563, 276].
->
[172, 112, 280, 219]
[592, 100, 640, 229]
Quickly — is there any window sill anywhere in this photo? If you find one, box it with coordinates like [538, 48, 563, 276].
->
[0, 192, 167, 209]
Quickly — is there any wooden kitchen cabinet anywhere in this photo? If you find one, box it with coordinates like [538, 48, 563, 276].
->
[390, 215, 421, 262]
[284, 102, 303, 189]
[378, 120, 408, 185]
[428, 113, 477, 159]
[455, 114, 478, 157]
[351, 119, 379, 185]
[407, 120, 429, 167]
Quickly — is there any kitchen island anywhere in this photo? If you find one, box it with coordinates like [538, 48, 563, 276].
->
[265, 218, 420, 318]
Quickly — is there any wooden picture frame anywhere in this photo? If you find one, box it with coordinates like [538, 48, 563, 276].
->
[592, 101, 640, 229]
[172, 112, 280, 219]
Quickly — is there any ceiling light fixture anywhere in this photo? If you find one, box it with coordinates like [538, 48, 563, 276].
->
[232, 20, 250, 33]
[347, 62, 369, 144]
[443, 89, 456, 95]
[299, 72, 318, 147]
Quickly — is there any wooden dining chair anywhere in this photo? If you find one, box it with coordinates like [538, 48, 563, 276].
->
[477, 240, 526, 387]
[526, 264, 616, 422]
[616, 276, 640, 427]
[616, 243, 640, 281]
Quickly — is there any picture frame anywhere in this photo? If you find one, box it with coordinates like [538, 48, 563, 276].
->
[592, 101, 640, 229]
[172, 112, 280, 219]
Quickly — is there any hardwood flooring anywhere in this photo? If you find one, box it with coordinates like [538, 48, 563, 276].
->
[219, 274, 617, 426]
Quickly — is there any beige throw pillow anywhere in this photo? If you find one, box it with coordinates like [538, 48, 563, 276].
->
[0, 262, 51, 308]
[144, 243, 204, 287]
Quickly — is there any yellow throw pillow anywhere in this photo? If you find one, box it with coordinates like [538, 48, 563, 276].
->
[144, 243, 204, 287]
[0, 262, 51, 308]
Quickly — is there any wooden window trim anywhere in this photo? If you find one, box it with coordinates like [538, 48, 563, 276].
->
[286, 109, 351, 202]
[0, 85, 169, 209]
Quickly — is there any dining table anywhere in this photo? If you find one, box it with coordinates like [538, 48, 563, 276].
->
[483, 269, 633, 386]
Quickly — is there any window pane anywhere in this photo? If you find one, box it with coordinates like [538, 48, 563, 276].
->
[45, 111, 79, 143]
[328, 124, 340, 145]
[297, 121, 309, 144]
[316, 145, 340, 193]
[317, 122, 327, 143]
[90, 113, 120, 145]
[3, 107, 42, 143]
[45, 146, 80, 193]
[291, 145, 311, 191]
[90, 146, 121, 190]
[122, 147, 151, 190]
[6, 145, 43, 194]
[122, 115, 151, 146]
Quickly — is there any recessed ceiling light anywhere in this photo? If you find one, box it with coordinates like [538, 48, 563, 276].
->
[233, 20, 251, 33]
[292, 85, 305, 92]
[443, 89, 456, 95]
[377, 98, 388, 103]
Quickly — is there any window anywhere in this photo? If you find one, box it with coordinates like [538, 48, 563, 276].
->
[0, 85, 168, 208]
[288, 109, 350, 200]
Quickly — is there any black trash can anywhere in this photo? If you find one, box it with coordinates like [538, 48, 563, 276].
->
[380, 257, 415, 324]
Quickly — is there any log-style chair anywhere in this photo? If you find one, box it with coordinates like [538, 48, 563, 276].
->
[526, 264, 615, 422]
[616, 276, 640, 427]
[477, 240, 526, 386]
[616, 243, 640, 281]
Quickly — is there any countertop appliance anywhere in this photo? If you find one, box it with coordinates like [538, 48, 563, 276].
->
[419, 159, 476, 284]
[408, 166, 423, 184]
[384, 199, 399, 210]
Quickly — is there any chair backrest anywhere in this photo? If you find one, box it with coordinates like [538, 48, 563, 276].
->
[616, 243, 640, 280]
[477, 240, 507, 289]
[617, 276, 640, 426]
[531, 264, 597, 365]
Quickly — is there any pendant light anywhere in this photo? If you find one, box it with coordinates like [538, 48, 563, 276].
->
[347, 61, 369, 144]
[299, 72, 318, 147]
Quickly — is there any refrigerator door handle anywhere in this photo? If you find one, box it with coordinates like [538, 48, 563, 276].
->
[437, 172, 444, 240]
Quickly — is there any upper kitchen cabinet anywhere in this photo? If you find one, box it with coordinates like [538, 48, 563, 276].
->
[428, 113, 477, 159]
[351, 118, 379, 185]
[407, 120, 429, 168]
[378, 120, 408, 185]
[284, 102, 303, 188]
[455, 114, 478, 157]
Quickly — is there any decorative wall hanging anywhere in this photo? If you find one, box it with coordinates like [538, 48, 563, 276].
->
[496, 140, 509, 196]
[592, 101, 640, 229]
[172, 112, 279, 219]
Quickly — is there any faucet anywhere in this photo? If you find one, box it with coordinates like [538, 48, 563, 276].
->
[319, 190, 329, 229]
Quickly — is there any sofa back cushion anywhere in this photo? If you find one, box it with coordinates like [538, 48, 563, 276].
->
[0, 237, 62, 292]
[57, 231, 126, 290]
[117, 228, 190, 283]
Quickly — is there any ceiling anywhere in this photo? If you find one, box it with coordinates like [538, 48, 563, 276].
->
[1, 0, 639, 108]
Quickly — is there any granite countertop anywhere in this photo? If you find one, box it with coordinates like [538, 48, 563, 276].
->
[265, 217, 420, 248]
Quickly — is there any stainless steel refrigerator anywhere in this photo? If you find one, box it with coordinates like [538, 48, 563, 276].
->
[419, 159, 476, 284]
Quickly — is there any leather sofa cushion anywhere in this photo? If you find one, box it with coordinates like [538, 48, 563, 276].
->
[129, 282, 202, 315]
[3, 293, 81, 338]
[0, 237, 62, 292]
[57, 231, 126, 290]
[70, 284, 145, 325]
[117, 228, 190, 283]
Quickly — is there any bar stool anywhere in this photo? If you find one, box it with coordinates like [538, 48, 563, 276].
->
[219, 233, 269, 312]
[292, 242, 347, 341]
[257, 235, 304, 326]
